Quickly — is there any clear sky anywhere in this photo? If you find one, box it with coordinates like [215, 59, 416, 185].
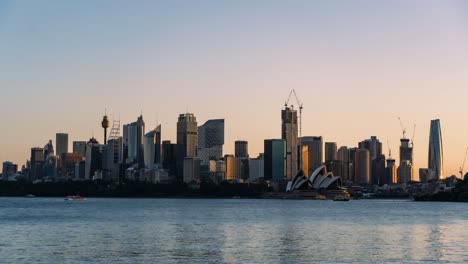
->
[1, 0, 467, 178]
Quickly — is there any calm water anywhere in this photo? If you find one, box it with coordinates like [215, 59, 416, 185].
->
[0, 198, 467, 264]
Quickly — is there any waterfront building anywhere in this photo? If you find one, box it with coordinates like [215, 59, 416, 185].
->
[176, 113, 198, 181]
[235, 140, 248, 158]
[355, 148, 370, 185]
[282, 106, 298, 180]
[301, 136, 323, 176]
[264, 139, 286, 181]
[428, 119, 444, 180]
[198, 119, 224, 166]
[56, 133, 69, 157]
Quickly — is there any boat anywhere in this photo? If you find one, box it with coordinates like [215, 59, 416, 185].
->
[333, 195, 350, 201]
[24, 194, 36, 198]
[65, 195, 87, 201]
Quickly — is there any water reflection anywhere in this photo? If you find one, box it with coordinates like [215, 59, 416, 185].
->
[1, 198, 468, 264]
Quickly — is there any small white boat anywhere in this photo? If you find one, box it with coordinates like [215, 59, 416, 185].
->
[65, 195, 87, 201]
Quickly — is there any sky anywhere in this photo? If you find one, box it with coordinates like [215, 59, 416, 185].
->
[0, 0, 467, 178]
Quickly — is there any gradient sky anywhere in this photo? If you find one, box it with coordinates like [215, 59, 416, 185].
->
[1, 0, 467, 178]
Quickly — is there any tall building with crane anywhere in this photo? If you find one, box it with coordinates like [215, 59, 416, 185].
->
[397, 117, 414, 182]
[282, 90, 302, 180]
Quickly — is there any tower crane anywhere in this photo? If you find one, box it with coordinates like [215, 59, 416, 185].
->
[411, 124, 416, 148]
[460, 146, 468, 179]
[387, 140, 392, 159]
[285, 89, 303, 169]
[397, 117, 406, 139]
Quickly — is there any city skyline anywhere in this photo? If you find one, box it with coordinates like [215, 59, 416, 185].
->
[1, 1, 467, 177]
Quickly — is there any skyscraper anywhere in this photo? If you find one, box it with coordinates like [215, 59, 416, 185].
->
[282, 106, 298, 180]
[176, 113, 198, 180]
[73, 141, 87, 157]
[224, 154, 241, 180]
[325, 142, 337, 162]
[359, 136, 383, 184]
[355, 148, 370, 184]
[143, 125, 162, 168]
[30, 147, 45, 181]
[264, 139, 286, 181]
[386, 158, 397, 184]
[399, 138, 413, 164]
[2, 161, 18, 180]
[398, 138, 413, 182]
[85, 137, 104, 180]
[428, 119, 444, 180]
[123, 115, 145, 167]
[56, 133, 69, 157]
[162, 140, 177, 177]
[235, 140, 248, 158]
[198, 119, 224, 165]
[301, 136, 323, 176]
[337, 146, 350, 182]
[397, 160, 413, 184]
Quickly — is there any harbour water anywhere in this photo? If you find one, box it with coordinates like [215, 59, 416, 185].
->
[0, 198, 467, 264]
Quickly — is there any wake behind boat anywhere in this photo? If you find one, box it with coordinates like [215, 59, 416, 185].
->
[65, 195, 87, 201]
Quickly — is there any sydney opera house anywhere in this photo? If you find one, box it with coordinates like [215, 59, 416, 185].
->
[285, 165, 349, 200]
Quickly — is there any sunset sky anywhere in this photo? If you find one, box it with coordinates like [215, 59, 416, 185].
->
[1, 0, 467, 177]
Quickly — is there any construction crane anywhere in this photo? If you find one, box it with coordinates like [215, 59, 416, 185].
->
[460, 146, 468, 179]
[285, 89, 303, 169]
[397, 117, 406, 139]
[411, 124, 416, 148]
[387, 140, 392, 159]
